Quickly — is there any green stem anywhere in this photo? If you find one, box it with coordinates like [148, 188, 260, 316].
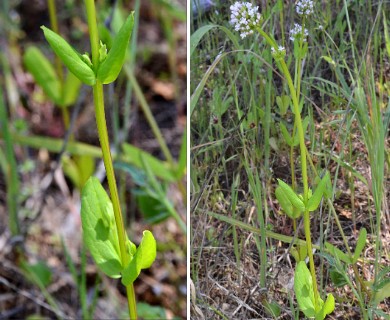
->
[257, 27, 319, 310]
[0, 78, 20, 235]
[124, 67, 174, 165]
[84, 1, 136, 318]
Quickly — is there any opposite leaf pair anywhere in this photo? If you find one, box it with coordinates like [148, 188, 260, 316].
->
[275, 171, 331, 219]
[41, 12, 134, 86]
[81, 177, 156, 286]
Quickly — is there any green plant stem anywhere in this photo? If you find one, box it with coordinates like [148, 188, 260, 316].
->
[256, 27, 319, 310]
[124, 67, 187, 201]
[0, 82, 19, 235]
[124, 67, 174, 165]
[84, 1, 136, 318]
[327, 199, 369, 297]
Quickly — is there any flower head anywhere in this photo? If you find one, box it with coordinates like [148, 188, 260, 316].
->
[296, 0, 314, 16]
[271, 45, 286, 60]
[289, 23, 308, 42]
[230, 2, 261, 39]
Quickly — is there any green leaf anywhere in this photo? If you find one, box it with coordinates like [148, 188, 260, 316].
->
[97, 13, 134, 84]
[41, 26, 96, 85]
[321, 55, 336, 67]
[23, 46, 61, 104]
[316, 293, 335, 320]
[263, 300, 281, 317]
[294, 261, 317, 318]
[137, 302, 167, 319]
[290, 244, 307, 263]
[307, 172, 330, 211]
[329, 268, 348, 287]
[136, 192, 170, 224]
[75, 155, 95, 189]
[121, 230, 156, 286]
[276, 95, 290, 115]
[81, 177, 122, 278]
[21, 260, 52, 287]
[275, 185, 302, 218]
[279, 122, 293, 146]
[62, 155, 95, 190]
[190, 24, 216, 57]
[121, 143, 176, 182]
[352, 228, 367, 263]
[373, 281, 390, 305]
[61, 71, 82, 107]
[292, 116, 309, 146]
[325, 242, 352, 264]
[277, 179, 305, 211]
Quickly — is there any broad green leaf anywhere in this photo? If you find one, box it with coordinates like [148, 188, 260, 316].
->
[23, 46, 61, 104]
[277, 179, 305, 211]
[294, 261, 317, 318]
[275, 185, 300, 218]
[329, 268, 348, 287]
[122, 143, 176, 182]
[61, 71, 82, 107]
[75, 155, 95, 189]
[137, 302, 167, 319]
[81, 177, 122, 278]
[352, 228, 367, 263]
[263, 300, 281, 317]
[62, 155, 95, 190]
[97, 13, 134, 84]
[276, 95, 290, 115]
[307, 172, 330, 211]
[325, 242, 352, 264]
[21, 260, 52, 287]
[290, 244, 307, 262]
[373, 281, 390, 305]
[62, 155, 81, 189]
[316, 293, 335, 320]
[121, 230, 156, 285]
[279, 122, 293, 146]
[137, 192, 170, 224]
[41, 26, 96, 85]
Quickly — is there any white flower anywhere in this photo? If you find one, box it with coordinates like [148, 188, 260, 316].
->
[230, 2, 261, 39]
[289, 23, 308, 42]
[296, 0, 314, 16]
[271, 45, 286, 60]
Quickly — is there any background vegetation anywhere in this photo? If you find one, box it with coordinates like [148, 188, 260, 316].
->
[0, 0, 186, 318]
[190, 0, 389, 318]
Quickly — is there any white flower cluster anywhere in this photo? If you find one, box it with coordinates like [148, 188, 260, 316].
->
[271, 45, 286, 60]
[230, 2, 261, 39]
[289, 23, 308, 42]
[296, 0, 314, 16]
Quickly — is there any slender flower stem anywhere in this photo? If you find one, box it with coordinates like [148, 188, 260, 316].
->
[257, 27, 319, 309]
[84, 0, 136, 318]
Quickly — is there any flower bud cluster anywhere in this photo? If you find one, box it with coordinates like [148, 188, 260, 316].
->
[296, 0, 314, 16]
[230, 2, 261, 39]
[271, 45, 286, 60]
[289, 23, 308, 42]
